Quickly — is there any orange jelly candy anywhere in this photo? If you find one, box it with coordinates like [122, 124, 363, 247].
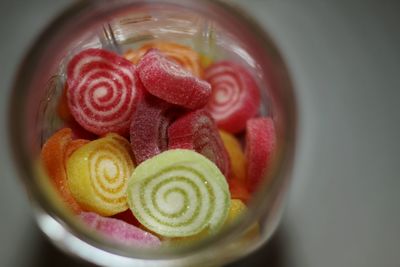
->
[219, 130, 246, 182]
[124, 41, 202, 77]
[40, 128, 82, 213]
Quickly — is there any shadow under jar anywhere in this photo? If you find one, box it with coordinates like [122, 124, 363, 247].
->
[8, 1, 296, 267]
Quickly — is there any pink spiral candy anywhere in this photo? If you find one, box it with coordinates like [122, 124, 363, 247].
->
[205, 61, 260, 133]
[67, 48, 142, 136]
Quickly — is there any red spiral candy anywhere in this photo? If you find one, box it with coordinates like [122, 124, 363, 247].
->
[204, 61, 260, 133]
[67, 48, 142, 136]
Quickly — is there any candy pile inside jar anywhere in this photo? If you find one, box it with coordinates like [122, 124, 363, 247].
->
[40, 41, 276, 247]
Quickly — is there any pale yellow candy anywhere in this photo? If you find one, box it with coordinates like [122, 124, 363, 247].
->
[67, 133, 134, 216]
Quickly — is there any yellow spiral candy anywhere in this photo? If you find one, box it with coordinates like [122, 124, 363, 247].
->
[66, 133, 134, 216]
[127, 149, 230, 237]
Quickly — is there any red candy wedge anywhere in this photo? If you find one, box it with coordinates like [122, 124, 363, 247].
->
[245, 117, 276, 193]
[112, 210, 140, 227]
[168, 109, 231, 177]
[204, 61, 260, 133]
[137, 49, 211, 109]
[67, 48, 142, 136]
[130, 94, 179, 164]
[80, 212, 161, 247]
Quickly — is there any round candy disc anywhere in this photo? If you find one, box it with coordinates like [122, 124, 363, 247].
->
[66, 48, 142, 136]
[127, 149, 230, 237]
[67, 133, 134, 216]
[205, 61, 260, 133]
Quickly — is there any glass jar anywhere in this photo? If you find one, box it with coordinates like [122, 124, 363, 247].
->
[8, 0, 296, 266]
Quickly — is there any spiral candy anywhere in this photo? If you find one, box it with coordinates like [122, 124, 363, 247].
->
[205, 61, 260, 133]
[67, 133, 134, 216]
[66, 48, 142, 135]
[127, 149, 230, 237]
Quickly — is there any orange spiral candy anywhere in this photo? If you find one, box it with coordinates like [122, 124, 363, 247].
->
[66, 133, 134, 216]
[40, 128, 82, 213]
[124, 41, 202, 77]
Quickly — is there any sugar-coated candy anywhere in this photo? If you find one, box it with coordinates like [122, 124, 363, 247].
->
[40, 128, 82, 213]
[204, 61, 260, 133]
[130, 94, 178, 164]
[67, 133, 134, 216]
[168, 109, 230, 178]
[228, 179, 250, 204]
[66, 48, 142, 136]
[137, 49, 211, 109]
[219, 130, 246, 181]
[80, 212, 161, 247]
[127, 149, 230, 237]
[125, 41, 202, 77]
[245, 117, 276, 193]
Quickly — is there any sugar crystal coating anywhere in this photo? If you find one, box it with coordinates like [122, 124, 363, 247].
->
[168, 109, 231, 178]
[137, 49, 211, 109]
[245, 117, 276, 193]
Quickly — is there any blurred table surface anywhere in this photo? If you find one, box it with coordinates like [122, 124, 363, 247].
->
[1, 0, 399, 266]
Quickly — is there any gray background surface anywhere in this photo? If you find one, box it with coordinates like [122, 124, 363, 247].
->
[1, 0, 399, 266]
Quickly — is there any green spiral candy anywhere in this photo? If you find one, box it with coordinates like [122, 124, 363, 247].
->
[127, 149, 230, 237]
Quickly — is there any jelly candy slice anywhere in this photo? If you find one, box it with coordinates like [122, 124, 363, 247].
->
[245, 117, 276, 193]
[40, 128, 82, 213]
[168, 109, 230, 177]
[125, 41, 202, 77]
[64, 139, 90, 164]
[127, 149, 230, 237]
[130, 94, 178, 164]
[219, 130, 246, 181]
[67, 133, 134, 216]
[66, 48, 142, 136]
[204, 61, 260, 133]
[80, 212, 161, 247]
[137, 49, 211, 109]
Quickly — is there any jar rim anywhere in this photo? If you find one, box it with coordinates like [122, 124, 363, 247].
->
[8, 0, 297, 266]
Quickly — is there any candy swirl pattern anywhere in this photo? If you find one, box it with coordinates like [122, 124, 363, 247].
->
[66, 48, 140, 135]
[127, 149, 230, 237]
[204, 61, 260, 133]
[67, 133, 134, 216]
